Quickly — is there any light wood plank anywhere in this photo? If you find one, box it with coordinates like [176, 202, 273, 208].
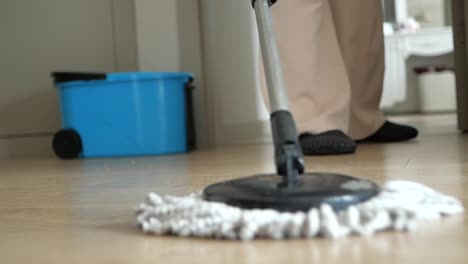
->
[0, 114, 467, 264]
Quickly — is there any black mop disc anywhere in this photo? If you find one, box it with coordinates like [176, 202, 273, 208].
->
[203, 173, 380, 212]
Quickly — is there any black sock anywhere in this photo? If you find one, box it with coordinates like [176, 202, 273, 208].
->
[299, 130, 357, 155]
[357, 121, 418, 143]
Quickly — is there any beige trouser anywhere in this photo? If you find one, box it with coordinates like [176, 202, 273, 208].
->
[260, 0, 386, 140]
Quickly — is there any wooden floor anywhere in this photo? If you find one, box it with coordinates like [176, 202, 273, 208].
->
[0, 114, 467, 264]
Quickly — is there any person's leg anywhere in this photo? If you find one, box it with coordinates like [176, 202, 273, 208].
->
[260, 0, 356, 154]
[329, 0, 418, 142]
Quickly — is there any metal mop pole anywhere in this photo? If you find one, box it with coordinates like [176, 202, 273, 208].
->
[252, 0, 288, 112]
[252, 0, 304, 187]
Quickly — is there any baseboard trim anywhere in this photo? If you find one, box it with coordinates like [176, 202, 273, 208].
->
[0, 135, 54, 159]
[216, 120, 272, 146]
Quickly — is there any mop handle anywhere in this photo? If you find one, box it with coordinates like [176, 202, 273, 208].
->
[251, 0, 278, 10]
[253, 0, 286, 112]
[252, 0, 305, 184]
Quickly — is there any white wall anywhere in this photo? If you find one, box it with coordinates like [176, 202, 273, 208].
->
[0, 0, 267, 158]
[135, 0, 180, 71]
[389, 0, 452, 27]
[407, 0, 447, 27]
[0, 0, 137, 158]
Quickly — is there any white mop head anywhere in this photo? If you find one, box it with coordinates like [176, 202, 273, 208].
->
[135, 180, 464, 240]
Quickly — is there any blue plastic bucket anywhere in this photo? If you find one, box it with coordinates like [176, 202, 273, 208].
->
[52, 72, 194, 158]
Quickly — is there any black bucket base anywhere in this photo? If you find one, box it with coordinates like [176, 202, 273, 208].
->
[203, 173, 380, 212]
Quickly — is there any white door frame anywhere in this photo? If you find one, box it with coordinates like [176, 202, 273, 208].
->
[199, 0, 271, 146]
[134, 0, 210, 147]
[451, 0, 468, 131]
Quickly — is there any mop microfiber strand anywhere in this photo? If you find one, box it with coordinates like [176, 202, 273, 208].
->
[136, 180, 464, 240]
